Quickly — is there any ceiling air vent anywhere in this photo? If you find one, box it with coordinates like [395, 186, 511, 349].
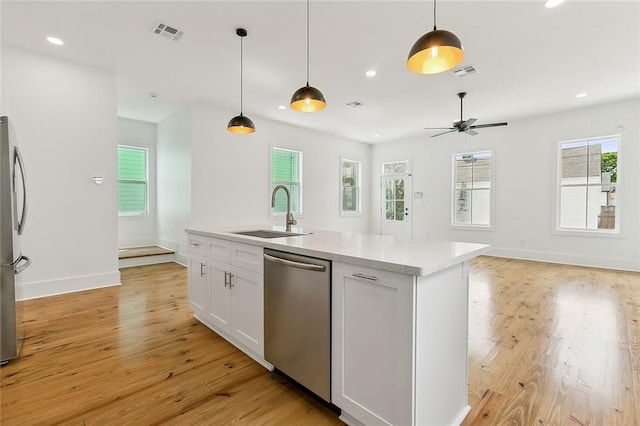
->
[346, 101, 364, 108]
[452, 65, 478, 77]
[150, 21, 184, 41]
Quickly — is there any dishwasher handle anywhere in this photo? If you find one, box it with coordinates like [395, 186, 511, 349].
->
[264, 253, 326, 272]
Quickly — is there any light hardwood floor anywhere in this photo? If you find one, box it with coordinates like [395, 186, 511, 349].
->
[1, 258, 638, 425]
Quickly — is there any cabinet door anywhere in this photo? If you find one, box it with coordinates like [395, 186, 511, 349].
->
[331, 262, 414, 426]
[206, 259, 232, 333]
[231, 265, 264, 356]
[187, 255, 207, 318]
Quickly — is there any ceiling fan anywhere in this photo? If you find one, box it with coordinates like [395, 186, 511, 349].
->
[426, 92, 508, 138]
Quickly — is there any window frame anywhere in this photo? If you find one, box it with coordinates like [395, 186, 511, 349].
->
[340, 157, 362, 216]
[450, 150, 494, 231]
[270, 146, 303, 217]
[117, 144, 149, 217]
[554, 135, 621, 236]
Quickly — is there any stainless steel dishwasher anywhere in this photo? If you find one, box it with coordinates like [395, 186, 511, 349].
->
[264, 249, 331, 402]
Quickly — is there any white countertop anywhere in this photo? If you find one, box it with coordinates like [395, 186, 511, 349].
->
[186, 226, 490, 277]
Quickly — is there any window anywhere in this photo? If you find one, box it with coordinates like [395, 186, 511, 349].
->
[340, 159, 361, 215]
[272, 147, 302, 215]
[452, 151, 492, 227]
[118, 145, 148, 215]
[382, 160, 409, 175]
[557, 136, 619, 232]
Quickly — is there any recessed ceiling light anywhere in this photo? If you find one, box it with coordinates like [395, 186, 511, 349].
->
[365, 70, 377, 77]
[373, 134, 381, 138]
[576, 92, 588, 98]
[278, 105, 286, 110]
[545, 0, 565, 8]
[46, 36, 64, 45]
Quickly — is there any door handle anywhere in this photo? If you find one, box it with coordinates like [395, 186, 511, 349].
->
[264, 254, 326, 272]
[224, 271, 234, 288]
[352, 272, 378, 281]
[13, 146, 28, 235]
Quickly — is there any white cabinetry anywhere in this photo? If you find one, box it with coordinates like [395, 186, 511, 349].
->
[187, 233, 265, 362]
[332, 261, 471, 426]
[186, 235, 208, 318]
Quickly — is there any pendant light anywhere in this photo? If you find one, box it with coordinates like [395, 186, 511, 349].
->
[407, 0, 464, 75]
[290, 0, 326, 112]
[228, 28, 255, 134]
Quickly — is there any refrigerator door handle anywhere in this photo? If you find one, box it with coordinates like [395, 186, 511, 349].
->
[1, 254, 30, 274]
[13, 146, 27, 235]
[13, 254, 31, 275]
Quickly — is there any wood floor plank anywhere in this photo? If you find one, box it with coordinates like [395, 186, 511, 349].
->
[2, 258, 639, 425]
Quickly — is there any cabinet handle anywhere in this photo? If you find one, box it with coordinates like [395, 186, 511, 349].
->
[190, 241, 201, 246]
[200, 263, 205, 277]
[228, 272, 235, 289]
[224, 271, 234, 288]
[352, 272, 378, 281]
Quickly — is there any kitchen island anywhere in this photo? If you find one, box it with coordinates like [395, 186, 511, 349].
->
[185, 226, 489, 426]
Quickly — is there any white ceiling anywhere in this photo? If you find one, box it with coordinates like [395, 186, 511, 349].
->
[2, 1, 639, 143]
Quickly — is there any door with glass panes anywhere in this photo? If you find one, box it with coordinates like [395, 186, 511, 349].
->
[380, 172, 412, 236]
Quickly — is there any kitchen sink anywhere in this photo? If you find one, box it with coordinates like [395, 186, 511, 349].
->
[232, 229, 306, 239]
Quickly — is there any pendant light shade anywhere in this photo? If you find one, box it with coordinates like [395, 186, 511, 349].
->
[227, 114, 255, 134]
[228, 28, 255, 134]
[290, 0, 326, 112]
[290, 84, 326, 112]
[407, 0, 464, 74]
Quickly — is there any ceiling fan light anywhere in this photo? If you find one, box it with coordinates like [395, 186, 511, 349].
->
[290, 84, 326, 112]
[407, 29, 464, 74]
[227, 114, 256, 134]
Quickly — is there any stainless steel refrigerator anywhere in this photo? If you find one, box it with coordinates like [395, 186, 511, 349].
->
[1, 115, 31, 365]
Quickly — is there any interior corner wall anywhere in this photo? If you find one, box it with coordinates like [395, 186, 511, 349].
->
[2, 46, 120, 299]
[117, 118, 158, 248]
[189, 103, 371, 234]
[157, 107, 191, 266]
[371, 97, 640, 272]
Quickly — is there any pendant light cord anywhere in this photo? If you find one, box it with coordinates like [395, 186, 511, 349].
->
[240, 35, 244, 114]
[306, 0, 310, 85]
[433, 0, 437, 30]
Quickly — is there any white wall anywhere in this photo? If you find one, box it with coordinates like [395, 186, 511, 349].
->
[2, 46, 120, 299]
[371, 97, 640, 272]
[189, 103, 371, 234]
[117, 118, 158, 248]
[157, 107, 192, 266]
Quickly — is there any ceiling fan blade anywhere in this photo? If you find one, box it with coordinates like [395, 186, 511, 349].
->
[469, 122, 508, 129]
[424, 127, 456, 130]
[465, 129, 479, 136]
[431, 129, 458, 138]
[461, 118, 478, 126]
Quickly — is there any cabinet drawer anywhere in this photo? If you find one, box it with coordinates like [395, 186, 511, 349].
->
[231, 242, 263, 274]
[208, 238, 232, 263]
[187, 235, 207, 256]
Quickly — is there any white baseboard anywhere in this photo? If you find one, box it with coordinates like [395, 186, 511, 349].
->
[118, 239, 158, 249]
[17, 271, 121, 301]
[174, 252, 188, 267]
[158, 238, 178, 252]
[118, 253, 175, 269]
[488, 247, 640, 272]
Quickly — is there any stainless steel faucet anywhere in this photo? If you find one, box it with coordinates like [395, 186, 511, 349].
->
[271, 185, 297, 232]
